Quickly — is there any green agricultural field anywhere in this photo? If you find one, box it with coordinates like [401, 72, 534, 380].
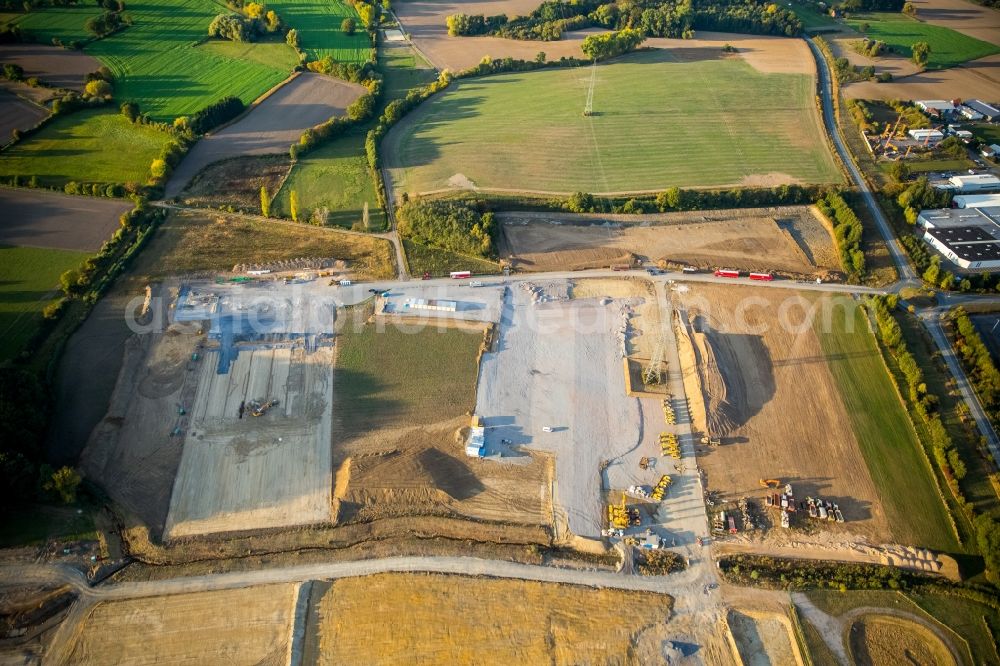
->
[816, 300, 959, 552]
[0, 7, 102, 44]
[787, 0, 838, 31]
[0, 245, 88, 362]
[275, 130, 385, 229]
[333, 322, 484, 436]
[0, 108, 171, 187]
[196, 38, 301, 71]
[402, 239, 501, 278]
[847, 13, 1000, 69]
[264, 0, 370, 62]
[274, 46, 435, 230]
[384, 49, 842, 195]
[84, 0, 291, 121]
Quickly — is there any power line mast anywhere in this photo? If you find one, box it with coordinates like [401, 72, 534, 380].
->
[643, 336, 666, 385]
[583, 61, 596, 116]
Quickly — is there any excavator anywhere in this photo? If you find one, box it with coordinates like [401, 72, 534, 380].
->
[248, 399, 279, 417]
[759, 479, 781, 489]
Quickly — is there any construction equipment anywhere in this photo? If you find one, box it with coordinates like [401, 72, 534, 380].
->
[650, 474, 672, 501]
[607, 493, 630, 530]
[248, 399, 279, 417]
[639, 456, 650, 470]
[759, 479, 781, 489]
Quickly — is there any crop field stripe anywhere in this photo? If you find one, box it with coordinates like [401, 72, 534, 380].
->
[815, 300, 958, 552]
[384, 51, 841, 194]
[262, 0, 370, 63]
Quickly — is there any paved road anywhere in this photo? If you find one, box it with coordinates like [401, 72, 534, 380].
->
[921, 312, 1000, 465]
[805, 37, 917, 284]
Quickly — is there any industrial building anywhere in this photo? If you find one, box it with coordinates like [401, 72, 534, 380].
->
[403, 298, 458, 312]
[954, 193, 1000, 209]
[934, 174, 1000, 193]
[922, 226, 1000, 270]
[917, 206, 1000, 270]
[964, 99, 1000, 122]
[908, 128, 944, 144]
[915, 100, 956, 117]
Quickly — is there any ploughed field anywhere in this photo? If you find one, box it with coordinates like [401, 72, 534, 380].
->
[383, 48, 841, 195]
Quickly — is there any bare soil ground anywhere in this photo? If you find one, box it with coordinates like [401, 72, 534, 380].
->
[849, 614, 956, 666]
[674, 285, 891, 542]
[0, 188, 131, 251]
[911, 0, 1000, 46]
[0, 87, 46, 141]
[394, 0, 816, 76]
[180, 155, 292, 213]
[844, 52, 1000, 101]
[498, 207, 839, 277]
[727, 609, 801, 666]
[163, 346, 334, 539]
[302, 573, 674, 665]
[65, 584, 297, 665]
[0, 44, 100, 91]
[826, 31, 923, 79]
[165, 74, 366, 197]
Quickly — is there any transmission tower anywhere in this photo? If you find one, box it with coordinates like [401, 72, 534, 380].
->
[643, 336, 666, 385]
[583, 61, 596, 116]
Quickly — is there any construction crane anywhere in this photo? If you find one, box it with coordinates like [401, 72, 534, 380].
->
[882, 114, 902, 152]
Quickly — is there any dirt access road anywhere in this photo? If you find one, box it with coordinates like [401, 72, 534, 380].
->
[165, 74, 366, 198]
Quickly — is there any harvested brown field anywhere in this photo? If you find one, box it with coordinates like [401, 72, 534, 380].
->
[0, 87, 46, 141]
[394, 0, 816, 76]
[163, 346, 334, 539]
[0, 43, 100, 91]
[499, 207, 839, 277]
[727, 610, 802, 666]
[675, 285, 890, 540]
[844, 54, 1000, 101]
[0, 188, 131, 251]
[129, 209, 395, 280]
[65, 584, 297, 665]
[849, 615, 957, 666]
[165, 73, 367, 197]
[301, 573, 674, 665]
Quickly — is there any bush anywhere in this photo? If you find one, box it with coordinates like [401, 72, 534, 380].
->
[208, 13, 254, 42]
[341, 17, 356, 35]
[188, 95, 244, 134]
[396, 199, 496, 258]
[84, 78, 112, 98]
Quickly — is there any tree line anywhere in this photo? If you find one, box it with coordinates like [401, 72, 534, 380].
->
[396, 199, 496, 259]
[446, 0, 802, 42]
[816, 191, 865, 280]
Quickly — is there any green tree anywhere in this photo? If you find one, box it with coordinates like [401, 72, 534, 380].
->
[44, 466, 81, 504]
[535, 51, 546, 63]
[286, 27, 300, 49]
[290, 190, 299, 222]
[260, 186, 270, 217]
[357, 2, 376, 28]
[911, 41, 930, 68]
[120, 100, 139, 122]
[341, 17, 356, 35]
[149, 158, 168, 180]
[888, 160, 909, 183]
[922, 257, 941, 285]
[85, 79, 112, 98]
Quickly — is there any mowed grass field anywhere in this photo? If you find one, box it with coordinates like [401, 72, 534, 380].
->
[0, 108, 170, 187]
[333, 322, 483, 436]
[0, 245, 87, 361]
[847, 13, 1000, 69]
[815, 301, 958, 552]
[384, 49, 842, 195]
[84, 0, 291, 121]
[196, 38, 301, 71]
[0, 7, 101, 44]
[264, 0, 370, 62]
[129, 210, 395, 280]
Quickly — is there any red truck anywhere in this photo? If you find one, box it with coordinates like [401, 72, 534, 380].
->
[749, 272, 774, 281]
[714, 269, 740, 279]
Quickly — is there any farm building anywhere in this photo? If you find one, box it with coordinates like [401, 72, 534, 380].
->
[915, 100, 957, 117]
[952, 130, 974, 142]
[403, 298, 458, 312]
[964, 99, 1000, 122]
[934, 174, 1000, 193]
[908, 128, 944, 144]
[922, 226, 1000, 270]
[982, 144, 1000, 158]
[959, 105, 984, 121]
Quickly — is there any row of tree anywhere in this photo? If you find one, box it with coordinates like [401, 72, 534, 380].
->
[581, 28, 645, 60]
[951, 308, 1000, 427]
[447, 0, 802, 42]
[816, 191, 865, 279]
